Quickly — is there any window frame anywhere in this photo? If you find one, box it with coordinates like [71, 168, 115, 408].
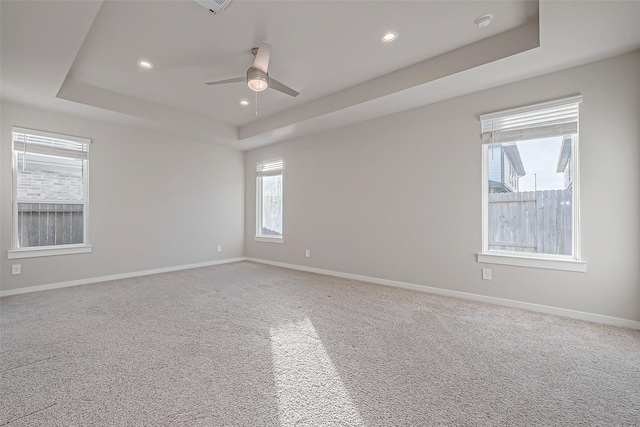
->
[8, 127, 92, 259]
[477, 97, 586, 272]
[255, 158, 284, 243]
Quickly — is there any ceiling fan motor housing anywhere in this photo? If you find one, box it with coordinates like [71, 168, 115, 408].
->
[247, 67, 269, 92]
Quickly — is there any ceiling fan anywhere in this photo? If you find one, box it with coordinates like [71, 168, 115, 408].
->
[205, 41, 299, 97]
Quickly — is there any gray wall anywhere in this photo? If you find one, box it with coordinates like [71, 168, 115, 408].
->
[2, 52, 638, 323]
[245, 51, 640, 322]
[1, 102, 245, 292]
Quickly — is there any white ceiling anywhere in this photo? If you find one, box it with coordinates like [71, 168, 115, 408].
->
[2, 1, 640, 150]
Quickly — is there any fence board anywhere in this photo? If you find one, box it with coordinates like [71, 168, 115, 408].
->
[563, 189, 572, 255]
[17, 203, 83, 247]
[55, 204, 64, 245]
[41, 205, 47, 246]
[543, 191, 550, 254]
[63, 210, 71, 244]
[526, 191, 536, 252]
[549, 191, 557, 253]
[555, 191, 563, 254]
[489, 189, 571, 255]
[71, 205, 83, 243]
[518, 192, 525, 252]
[47, 205, 55, 246]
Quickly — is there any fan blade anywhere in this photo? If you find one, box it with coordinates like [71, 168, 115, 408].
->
[205, 76, 244, 86]
[253, 41, 272, 73]
[269, 78, 299, 97]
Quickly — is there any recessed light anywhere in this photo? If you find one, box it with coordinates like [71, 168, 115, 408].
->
[380, 31, 398, 43]
[239, 99, 250, 106]
[137, 59, 153, 69]
[475, 14, 493, 28]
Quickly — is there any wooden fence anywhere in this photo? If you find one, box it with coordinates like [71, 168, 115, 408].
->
[16, 203, 83, 247]
[488, 189, 572, 255]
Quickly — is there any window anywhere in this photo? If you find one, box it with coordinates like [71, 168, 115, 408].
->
[478, 96, 586, 272]
[9, 128, 91, 259]
[256, 159, 283, 242]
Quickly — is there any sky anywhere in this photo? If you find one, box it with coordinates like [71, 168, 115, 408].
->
[514, 136, 564, 191]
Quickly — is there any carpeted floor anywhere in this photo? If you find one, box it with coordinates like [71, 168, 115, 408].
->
[1, 261, 639, 426]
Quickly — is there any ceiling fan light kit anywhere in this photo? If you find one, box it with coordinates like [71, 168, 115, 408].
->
[247, 67, 269, 92]
[205, 41, 299, 98]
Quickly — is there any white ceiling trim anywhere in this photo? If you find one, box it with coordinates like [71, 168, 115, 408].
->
[55, 16, 539, 149]
[2, 1, 640, 151]
[239, 20, 539, 143]
[57, 79, 238, 142]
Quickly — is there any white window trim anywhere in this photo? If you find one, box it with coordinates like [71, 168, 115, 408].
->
[8, 244, 92, 259]
[10, 127, 91, 258]
[254, 236, 284, 244]
[477, 253, 586, 272]
[255, 158, 284, 243]
[478, 97, 585, 272]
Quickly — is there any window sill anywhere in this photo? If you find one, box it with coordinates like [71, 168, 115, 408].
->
[8, 244, 92, 259]
[477, 252, 586, 272]
[255, 236, 283, 244]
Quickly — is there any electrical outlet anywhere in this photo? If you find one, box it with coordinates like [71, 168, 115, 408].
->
[217, 245, 222, 252]
[12, 264, 21, 275]
[305, 249, 310, 258]
[482, 268, 492, 280]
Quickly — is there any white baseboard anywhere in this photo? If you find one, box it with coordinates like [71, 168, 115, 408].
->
[0, 257, 246, 298]
[4, 256, 638, 330]
[246, 258, 640, 330]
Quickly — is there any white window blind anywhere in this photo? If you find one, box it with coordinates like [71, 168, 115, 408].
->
[13, 127, 90, 159]
[256, 159, 283, 177]
[481, 96, 582, 144]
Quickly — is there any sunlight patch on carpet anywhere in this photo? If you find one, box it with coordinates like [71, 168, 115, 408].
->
[270, 317, 365, 426]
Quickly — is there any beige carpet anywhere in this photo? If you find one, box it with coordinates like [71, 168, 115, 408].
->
[1, 261, 639, 426]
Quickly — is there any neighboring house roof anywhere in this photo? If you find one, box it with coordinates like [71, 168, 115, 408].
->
[502, 144, 526, 176]
[556, 135, 572, 172]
